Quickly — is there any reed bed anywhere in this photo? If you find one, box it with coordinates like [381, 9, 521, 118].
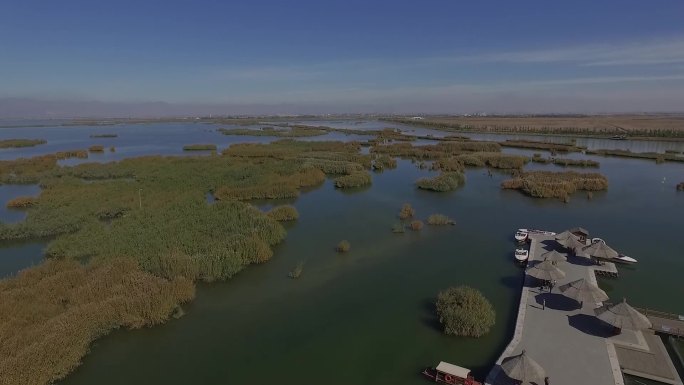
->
[372, 154, 398, 171]
[430, 157, 465, 172]
[183, 144, 217, 151]
[586, 149, 684, 163]
[416, 172, 465, 192]
[6, 196, 38, 208]
[0, 258, 195, 385]
[88, 145, 105, 152]
[334, 171, 372, 188]
[499, 140, 583, 152]
[370, 141, 500, 160]
[501, 171, 608, 200]
[552, 158, 600, 167]
[89, 134, 118, 138]
[0, 139, 47, 148]
[267, 205, 299, 221]
[0, 139, 377, 381]
[427, 214, 455, 225]
[55, 150, 88, 160]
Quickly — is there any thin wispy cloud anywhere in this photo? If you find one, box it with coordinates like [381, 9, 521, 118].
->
[444, 37, 684, 67]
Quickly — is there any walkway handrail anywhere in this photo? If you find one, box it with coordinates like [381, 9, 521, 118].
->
[635, 307, 684, 320]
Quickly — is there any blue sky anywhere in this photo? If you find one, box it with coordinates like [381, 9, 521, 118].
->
[2, 0, 684, 114]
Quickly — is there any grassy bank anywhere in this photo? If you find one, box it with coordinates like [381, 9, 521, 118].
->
[0, 139, 47, 148]
[183, 144, 218, 151]
[416, 172, 465, 192]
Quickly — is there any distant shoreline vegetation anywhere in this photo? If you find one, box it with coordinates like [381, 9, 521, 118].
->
[0, 139, 47, 149]
[383, 116, 684, 140]
[183, 144, 217, 151]
[89, 133, 118, 138]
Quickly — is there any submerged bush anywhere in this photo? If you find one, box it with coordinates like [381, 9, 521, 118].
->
[267, 205, 299, 221]
[288, 261, 304, 279]
[391, 223, 405, 233]
[427, 214, 454, 225]
[88, 145, 105, 152]
[436, 285, 495, 337]
[6, 196, 38, 208]
[334, 171, 371, 188]
[336, 240, 351, 253]
[372, 154, 397, 171]
[399, 203, 415, 220]
[677, 182, 684, 191]
[409, 220, 424, 231]
[416, 172, 465, 192]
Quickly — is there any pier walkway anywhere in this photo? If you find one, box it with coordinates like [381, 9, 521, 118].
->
[486, 234, 683, 385]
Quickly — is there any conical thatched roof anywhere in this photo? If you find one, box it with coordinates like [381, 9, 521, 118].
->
[526, 259, 566, 281]
[501, 350, 546, 383]
[555, 231, 585, 251]
[559, 278, 609, 305]
[541, 250, 567, 263]
[582, 241, 619, 260]
[595, 298, 652, 330]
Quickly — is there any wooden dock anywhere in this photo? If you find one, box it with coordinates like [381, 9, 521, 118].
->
[636, 307, 684, 337]
[486, 232, 682, 385]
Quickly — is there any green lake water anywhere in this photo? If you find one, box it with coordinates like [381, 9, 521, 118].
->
[1, 122, 683, 384]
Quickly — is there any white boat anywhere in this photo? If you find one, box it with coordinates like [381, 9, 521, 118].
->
[529, 229, 557, 236]
[515, 229, 529, 242]
[614, 254, 637, 264]
[514, 248, 529, 262]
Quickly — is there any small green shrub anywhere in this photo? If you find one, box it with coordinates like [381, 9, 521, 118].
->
[436, 285, 495, 337]
[336, 240, 351, 253]
[409, 220, 424, 231]
[399, 203, 415, 220]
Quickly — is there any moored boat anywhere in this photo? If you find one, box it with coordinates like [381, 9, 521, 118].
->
[514, 248, 529, 263]
[614, 254, 637, 264]
[422, 361, 482, 385]
[515, 229, 529, 242]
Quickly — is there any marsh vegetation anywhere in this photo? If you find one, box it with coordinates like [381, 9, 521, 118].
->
[501, 171, 609, 200]
[416, 172, 465, 192]
[336, 240, 351, 253]
[183, 144, 217, 151]
[435, 285, 495, 337]
[0, 139, 47, 148]
[266, 205, 299, 221]
[427, 214, 455, 225]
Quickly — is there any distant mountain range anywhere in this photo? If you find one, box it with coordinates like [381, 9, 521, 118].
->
[0, 98, 375, 119]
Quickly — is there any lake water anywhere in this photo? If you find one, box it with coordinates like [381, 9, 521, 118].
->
[1, 120, 683, 385]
